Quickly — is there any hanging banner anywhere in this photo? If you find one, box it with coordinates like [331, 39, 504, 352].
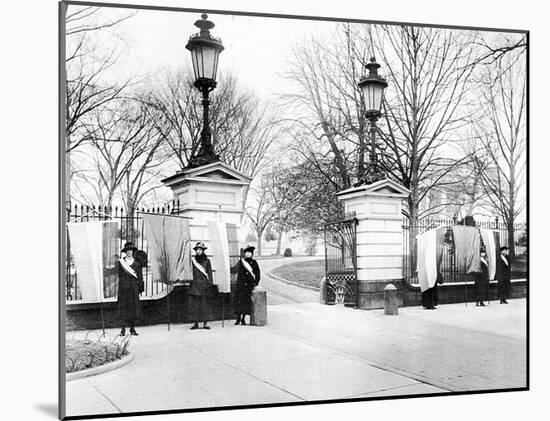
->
[480, 229, 497, 280]
[102, 220, 120, 298]
[417, 229, 438, 292]
[452, 226, 481, 274]
[67, 221, 104, 302]
[206, 220, 231, 293]
[142, 213, 192, 284]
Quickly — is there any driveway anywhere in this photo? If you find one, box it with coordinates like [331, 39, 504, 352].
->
[257, 256, 320, 304]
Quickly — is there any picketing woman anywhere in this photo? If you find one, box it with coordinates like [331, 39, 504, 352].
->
[118, 242, 144, 336]
[475, 249, 490, 307]
[232, 245, 261, 325]
[190, 241, 214, 330]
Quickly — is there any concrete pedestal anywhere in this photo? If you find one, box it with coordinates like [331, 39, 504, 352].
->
[337, 179, 411, 310]
[162, 162, 252, 239]
[319, 276, 327, 304]
[161, 162, 252, 308]
[251, 286, 267, 326]
[384, 284, 399, 315]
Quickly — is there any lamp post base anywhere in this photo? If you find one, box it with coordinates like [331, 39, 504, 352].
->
[355, 163, 386, 186]
[187, 153, 220, 169]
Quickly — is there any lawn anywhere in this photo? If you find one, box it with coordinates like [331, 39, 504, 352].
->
[66, 339, 130, 373]
[271, 259, 324, 289]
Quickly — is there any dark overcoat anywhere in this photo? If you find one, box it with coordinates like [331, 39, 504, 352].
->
[117, 259, 143, 323]
[475, 259, 490, 302]
[190, 257, 213, 296]
[496, 255, 511, 299]
[232, 258, 261, 315]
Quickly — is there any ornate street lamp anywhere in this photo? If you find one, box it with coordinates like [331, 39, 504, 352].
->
[356, 57, 388, 185]
[186, 14, 224, 168]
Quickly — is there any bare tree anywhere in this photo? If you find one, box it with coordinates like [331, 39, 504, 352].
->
[282, 27, 370, 190]
[150, 72, 280, 170]
[80, 100, 162, 213]
[473, 53, 526, 259]
[246, 185, 276, 257]
[64, 4, 137, 205]
[366, 26, 477, 220]
[471, 32, 527, 69]
[262, 165, 305, 255]
[147, 71, 282, 211]
[66, 6, 137, 36]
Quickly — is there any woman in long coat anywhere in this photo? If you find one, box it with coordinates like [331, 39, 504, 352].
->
[475, 250, 490, 306]
[118, 242, 144, 336]
[496, 246, 511, 304]
[190, 242, 214, 330]
[232, 245, 261, 325]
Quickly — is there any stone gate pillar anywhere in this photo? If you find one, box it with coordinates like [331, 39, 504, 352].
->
[161, 162, 251, 244]
[336, 179, 410, 309]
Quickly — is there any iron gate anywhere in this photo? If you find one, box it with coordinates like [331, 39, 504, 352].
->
[324, 213, 358, 306]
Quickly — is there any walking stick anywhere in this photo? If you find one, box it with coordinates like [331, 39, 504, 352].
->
[465, 279, 468, 307]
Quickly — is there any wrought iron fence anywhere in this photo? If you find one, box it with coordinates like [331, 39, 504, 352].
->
[324, 212, 358, 306]
[402, 217, 527, 285]
[65, 201, 182, 301]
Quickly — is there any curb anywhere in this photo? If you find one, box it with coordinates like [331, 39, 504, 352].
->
[268, 271, 320, 292]
[67, 353, 135, 382]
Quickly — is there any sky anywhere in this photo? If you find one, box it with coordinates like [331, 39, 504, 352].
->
[71, 6, 342, 102]
[66, 4, 527, 222]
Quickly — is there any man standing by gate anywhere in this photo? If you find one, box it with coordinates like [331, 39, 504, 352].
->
[496, 246, 511, 304]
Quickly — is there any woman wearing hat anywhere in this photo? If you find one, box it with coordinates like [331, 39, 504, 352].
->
[118, 242, 144, 336]
[496, 246, 511, 304]
[475, 250, 490, 307]
[190, 242, 214, 330]
[232, 245, 261, 325]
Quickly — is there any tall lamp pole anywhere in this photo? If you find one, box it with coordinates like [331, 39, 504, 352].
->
[356, 57, 388, 185]
[186, 14, 224, 168]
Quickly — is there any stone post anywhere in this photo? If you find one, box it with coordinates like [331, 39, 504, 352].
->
[250, 286, 267, 326]
[161, 162, 251, 234]
[384, 283, 399, 315]
[161, 162, 252, 319]
[336, 179, 410, 310]
[319, 276, 327, 304]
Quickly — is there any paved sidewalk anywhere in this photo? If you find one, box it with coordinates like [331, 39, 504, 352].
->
[65, 299, 527, 417]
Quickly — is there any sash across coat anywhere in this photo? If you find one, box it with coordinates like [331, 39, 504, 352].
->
[232, 258, 261, 315]
[117, 259, 143, 322]
[496, 255, 511, 299]
[190, 257, 214, 296]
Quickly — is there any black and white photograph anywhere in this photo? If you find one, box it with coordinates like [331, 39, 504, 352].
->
[6, 0, 545, 419]
[56, 1, 531, 419]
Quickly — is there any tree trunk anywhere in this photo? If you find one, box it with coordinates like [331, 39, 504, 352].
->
[408, 188, 420, 280]
[507, 216, 516, 264]
[276, 229, 284, 255]
[66, 136, 71, 210]
[256, 229, 263, 257]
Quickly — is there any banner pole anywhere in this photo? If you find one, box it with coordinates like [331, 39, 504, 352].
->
[167, 285, 171, 332]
